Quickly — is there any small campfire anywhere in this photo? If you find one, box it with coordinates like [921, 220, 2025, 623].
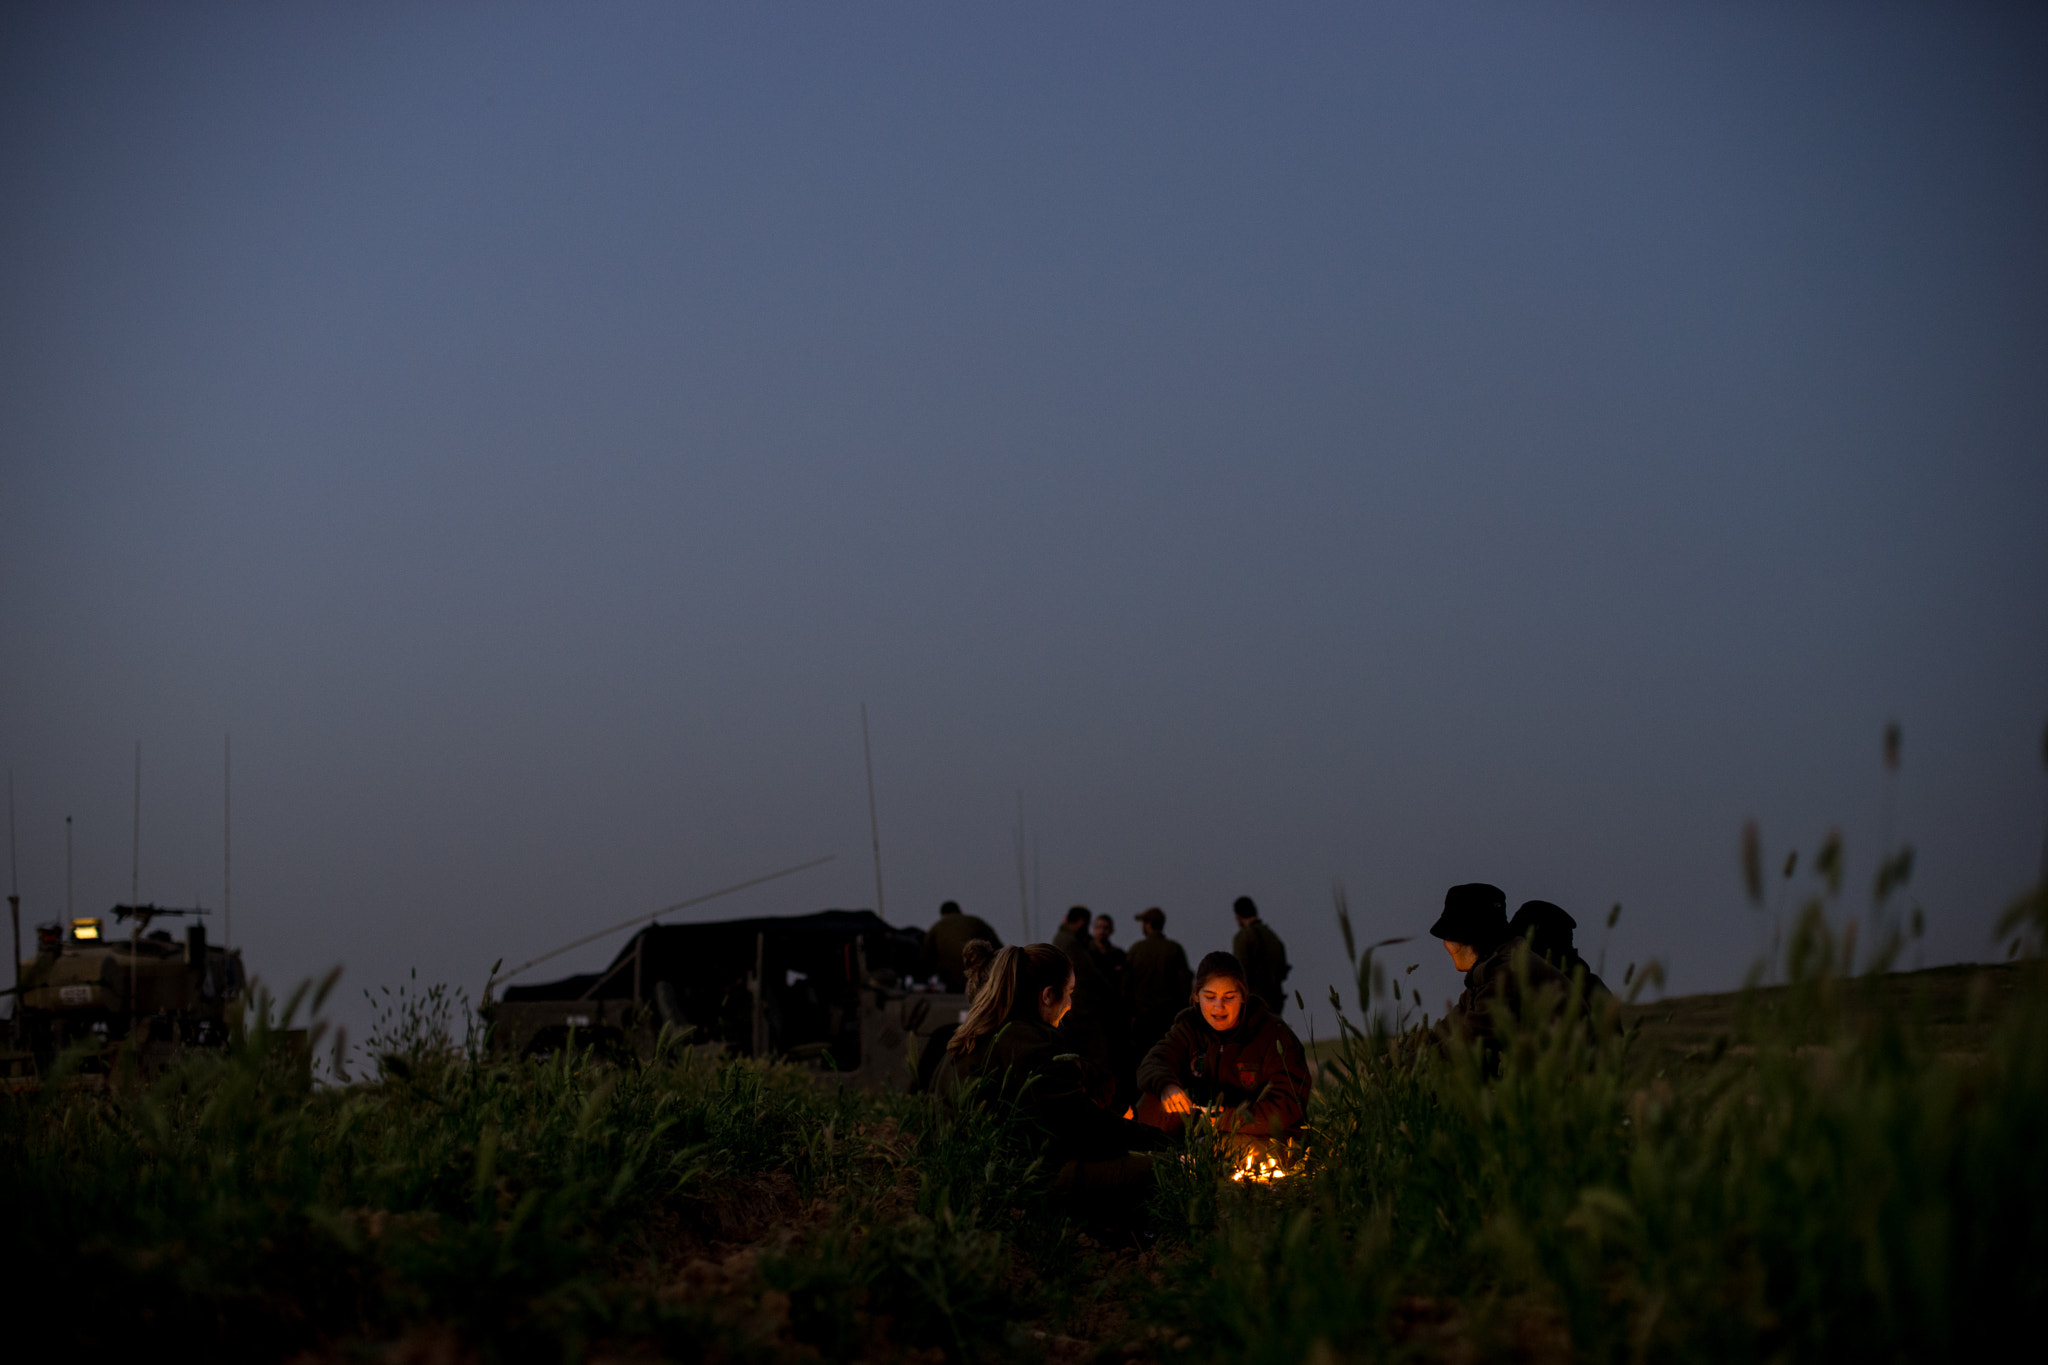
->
[1229, 1149, 1294, 1184]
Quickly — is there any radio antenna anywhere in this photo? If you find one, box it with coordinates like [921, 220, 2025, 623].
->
[1032, 835, 1041, 942]
[130, 741, 140, 1028]
[8, 771, 17, 1020]
[223, 734, 232, 950]
[1014, 790, 1029, 942]
[861, 703, 886, 922]
[131, 741, 141, 906]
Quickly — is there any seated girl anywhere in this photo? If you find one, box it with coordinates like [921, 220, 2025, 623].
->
[1134, 951, 1311, 1143]
[943, 943, 1171, 1195]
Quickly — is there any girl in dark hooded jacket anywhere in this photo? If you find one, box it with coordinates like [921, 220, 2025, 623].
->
[1135, 951, 1311, 1140]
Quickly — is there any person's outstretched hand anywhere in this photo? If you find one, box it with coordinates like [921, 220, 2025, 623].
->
[1160, 1084, 1193, 1114]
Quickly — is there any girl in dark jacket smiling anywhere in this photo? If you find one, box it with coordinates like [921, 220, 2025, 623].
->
[1135, 951, 1311, 1140]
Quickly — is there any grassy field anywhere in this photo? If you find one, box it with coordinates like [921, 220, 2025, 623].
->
[5, 942, 2044, 1363]
[1620, 959, 2029, 1068]
[1304, 959, 2032, 1076]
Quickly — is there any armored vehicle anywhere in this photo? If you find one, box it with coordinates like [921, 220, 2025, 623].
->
[15, 905, 245, 1076]
[483, 909, 968, 1090]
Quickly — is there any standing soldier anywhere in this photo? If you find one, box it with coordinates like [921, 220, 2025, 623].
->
[1053, 905, 1121, 1105]
[923, 900, 1002, 993]
[1231, 896, 1292, 1019]
[1123, 906, 1192, 1059]
[1091, 912, 1127, 1000]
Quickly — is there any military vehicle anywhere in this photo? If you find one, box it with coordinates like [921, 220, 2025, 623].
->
[483, 909, 969, 1090]
[13, 905, 246, 1077]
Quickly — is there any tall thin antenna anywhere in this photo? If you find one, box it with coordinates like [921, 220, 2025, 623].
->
[223, 733, 232, 950]
[7, 770, 17, 1024]
[65, 816, 73, 918]
[1032, 836, 1041, 942]
[860, 703, 886, 922]
[1014, 790, 1029, 942]
[131, 741, 141, 906]
[129, 741, 140, 1031]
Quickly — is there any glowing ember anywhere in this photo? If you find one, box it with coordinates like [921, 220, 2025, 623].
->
[1229, 1149, 1292, 1184]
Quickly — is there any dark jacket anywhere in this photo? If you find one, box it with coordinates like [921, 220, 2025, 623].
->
[1125, 933, 1193, 1053]
[923, 912, 1002, 992]
[1054, 924, 1113, 1006]
[956, 1015, 1170, 1165]
[1232, 919, 1292, 1014]
[1137, 997, 1310, 1138]
[1535, 944, 1613, 1010]
[1125, 934, 1192, 1015]
[1052, 923, 1120, 1089]
[1431, 938, 1579, 1066]
[1093, 938, 1127, 998]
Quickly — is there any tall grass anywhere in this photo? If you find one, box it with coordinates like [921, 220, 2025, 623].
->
[0, 979, 887, 1361]
[5, 914, 2044, 1362]
[1159, 913, 2048, 1363]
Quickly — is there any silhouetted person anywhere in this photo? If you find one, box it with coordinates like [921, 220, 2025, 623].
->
[1231, 896, 1292, 1018]
[1124, 906, 1192, 1059]
[1428, 883, 1574, 1072]
[1091, 912, 1127, 991]
[1092, 912, 1136, 1099]
[1510, 899, 1612, 1007]
[1052, 905, 1120, 1104]
[924, 899, 1001, 992]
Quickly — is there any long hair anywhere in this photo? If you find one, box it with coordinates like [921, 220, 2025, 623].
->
[948, 943, 1071, 1056]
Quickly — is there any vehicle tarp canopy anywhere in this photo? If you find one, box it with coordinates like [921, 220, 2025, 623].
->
[498, 909, 925, 1058]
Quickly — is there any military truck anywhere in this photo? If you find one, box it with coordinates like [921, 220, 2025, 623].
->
[482, 909, 968, 1090]
[13, 905, 246, 1077]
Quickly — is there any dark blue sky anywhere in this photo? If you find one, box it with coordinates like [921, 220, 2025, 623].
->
[3, 3, 2044, 1044]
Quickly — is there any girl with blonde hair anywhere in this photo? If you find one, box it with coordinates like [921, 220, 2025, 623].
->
[946, 943, 1169, 1197]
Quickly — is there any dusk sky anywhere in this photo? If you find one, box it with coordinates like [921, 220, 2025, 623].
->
[3, 3, 2044, 1051]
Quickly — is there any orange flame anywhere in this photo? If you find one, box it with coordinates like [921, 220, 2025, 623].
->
[1229, 1149, 1291, 1184]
